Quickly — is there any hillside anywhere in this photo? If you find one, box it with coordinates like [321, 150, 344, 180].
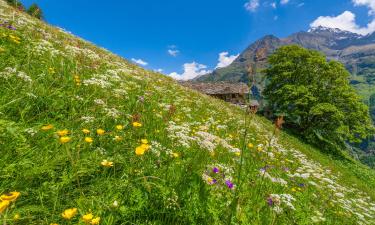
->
[1, 1, 375, 224]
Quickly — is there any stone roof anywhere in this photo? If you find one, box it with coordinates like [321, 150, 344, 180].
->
[181, 82, 250, 95]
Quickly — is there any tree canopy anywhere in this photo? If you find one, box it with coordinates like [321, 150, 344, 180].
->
[27, 3, 43, 20]
[264, 45, 374, 153]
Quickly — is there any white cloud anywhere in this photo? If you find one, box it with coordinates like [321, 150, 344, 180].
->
[131, 58, 148, 66]
[310, 10, 375, 35]
[353, 0, 375, 15]
[155, 68, 163, 73]
[216, 52, 239, 69]
[169, 62, 211, 81]
[244, 0, 260, 12]
[168, 49, 180, 57]
[271, 2, 277, 9]
[280, 0, 289, 5]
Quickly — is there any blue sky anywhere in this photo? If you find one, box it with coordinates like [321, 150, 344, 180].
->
[21, 0, 375, 80]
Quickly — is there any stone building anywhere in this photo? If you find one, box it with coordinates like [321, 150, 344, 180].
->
[181, 82, 250, 105]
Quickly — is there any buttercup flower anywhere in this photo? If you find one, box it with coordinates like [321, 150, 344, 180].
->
[141, 139, 148, 144]
[248, 143, 254, 148]
[59, 136, 71, 144]
[101, 160, 113, 167]
[91, 217, 100, 225]
[61, 208, 77, 220]
[0, 200, 10, 214]
[41, 124, 54, 131]
[96, 129, 105, 135]
[0, 192, 20, 201]
[85, 137, 93, 143]
[82, 129, 91, 134]
[115, 125, 124, 130]
[82, 213, 94, 223]
[135, 144, 150, 155]
[172, 152, 179, 158]
[56, 129, 69, 136]
[132, 122, 142, 128]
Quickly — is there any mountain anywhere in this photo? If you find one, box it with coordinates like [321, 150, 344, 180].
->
[2, 1, 375, 224]
[196, 26, 375, 102]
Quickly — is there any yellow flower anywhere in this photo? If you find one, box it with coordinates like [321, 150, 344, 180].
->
[50, 223, 58, 225]
[82, 213, 94, 223]
[135, 143, 150, 156]
[49, 67, 55, 74]
[14, 213, 20, 220]
[172, 152, 179, 158]
[247, 143, 254, 148]
[59, 136, 71, 144]
[96, 129, 105, 135]
[1, 192, 20, 201]
[291, 187, 297, 192]
[91, 217, 100, 225]
[84, 137, 93, 143]
[135, 146, 146, 155]
[41, 124, 54, 131]
[101, 160, 113, 167]
[56, 129, 69, 136]
[141, 139, 148, 144]
[114, 136, 123, 142]
[0, 200, 10, 214]
[82, 129, 91, 134]
[257, 146, 263, 152]
[115, 125, 124, 130]
[61, 208, 77, 220]
[132, 122, 142, 128]
[235, 152, 241, 156]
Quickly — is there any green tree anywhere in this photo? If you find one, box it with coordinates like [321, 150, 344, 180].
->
[264, 45, 374, 153]
[27, 3, 43, 20]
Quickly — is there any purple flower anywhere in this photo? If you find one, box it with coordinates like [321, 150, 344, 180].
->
[212, 179, 217, 184]
[212, 167, 219, 173]
[298, 183, 305, 187]
[267, 197, 274, 206]
[225, 180, 234, 189]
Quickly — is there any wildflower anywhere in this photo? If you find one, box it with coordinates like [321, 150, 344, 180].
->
[135, 144, 150, 155]
[56, 129, 69, 136]
[61, 208, 77, 220]
[41, 124, 54, 131]
[0, 192, 20, 201]
[257, 146, 263, 152]
[235, 152, 241, 156]
[0, 200, 10, 214]
[248, 143, 254, 148]
[101, 160, 113, 167]
[132, 122, 142, 128]
[82, 129, 91, 134]
[115, 125, 124, 130]
[59, 136, 71, 144]
[114, 136, 123, 141]
[14, 213, 20, 220]
[84, 137, 93, 143]
[91, 217, 100, 225]
[50, 224, 58, 225]
[141, 139, 148, 144]
[96, 129, 105, 135]
[213, 167, 219, 173]
[225, 180, 234, 189]
[82, 213, 94, 223]
[172, 152, 179, 158]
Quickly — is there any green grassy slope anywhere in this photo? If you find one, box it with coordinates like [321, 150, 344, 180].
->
[1, 1, 375, 224]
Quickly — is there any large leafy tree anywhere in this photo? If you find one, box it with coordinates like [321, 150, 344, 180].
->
[27, 3, 43, 20]
[264, 45, 374, 152]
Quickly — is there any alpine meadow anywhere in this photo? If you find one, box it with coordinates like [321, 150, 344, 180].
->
[1, 1, 375, 225]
